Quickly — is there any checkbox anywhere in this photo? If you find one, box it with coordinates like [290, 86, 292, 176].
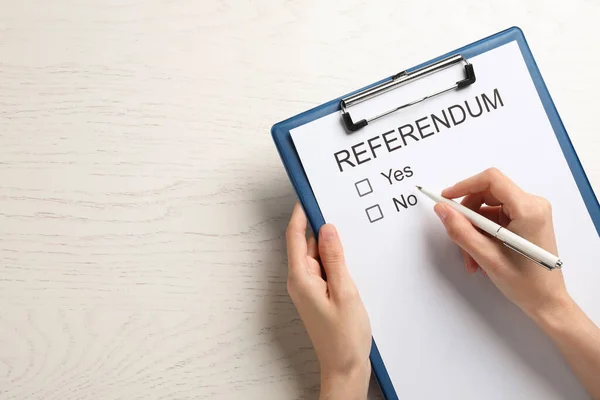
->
[355, 178, 373, 197]
[365, 204, 384, 223]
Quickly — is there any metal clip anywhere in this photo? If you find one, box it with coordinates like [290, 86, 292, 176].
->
[340, 54, 476, 132]
[502, 241, 562, 270]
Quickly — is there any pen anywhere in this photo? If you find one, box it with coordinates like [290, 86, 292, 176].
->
[416, 185, 563, 270]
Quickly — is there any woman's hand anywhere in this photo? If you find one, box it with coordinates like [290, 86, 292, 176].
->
[286, 203, 371, 400]
[435, 168, 600, 399]
[433, 167, 569, 321]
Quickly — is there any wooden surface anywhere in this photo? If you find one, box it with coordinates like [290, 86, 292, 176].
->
[1, 1, 599, 399]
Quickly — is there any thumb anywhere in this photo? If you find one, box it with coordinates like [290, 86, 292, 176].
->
[318, 224, 351, 293]
[434, 203, 502, 272]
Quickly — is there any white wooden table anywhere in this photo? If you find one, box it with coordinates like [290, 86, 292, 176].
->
[1, 1, 599, 399]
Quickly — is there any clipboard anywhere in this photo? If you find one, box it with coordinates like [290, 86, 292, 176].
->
[271, 26, 600, 400]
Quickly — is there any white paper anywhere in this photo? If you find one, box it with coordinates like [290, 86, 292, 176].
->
[291, 41, 600, 399]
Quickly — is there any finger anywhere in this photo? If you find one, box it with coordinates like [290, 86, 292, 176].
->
[460, 193, 484, 212]
[318, 224, 352, 296]
[461, 196, 505, 234]
[286, 203, 309, 279]
[458, 247, 480, 274]
[477, 206, 505, 226]
[442, 168, 526, 218]
[305, 233, 323, 277]
[307, 232, 318, 260]
[460, 192, 502, 210]
[434, 203, 504, 273]
[477, 205, 500, 223]
[499, 207, 511, 227]
[459, 248, 479, 274]
[465, 253, 480, 273]
[479, 206, 511, 227]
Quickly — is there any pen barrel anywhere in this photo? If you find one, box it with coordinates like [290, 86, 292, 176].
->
[437, 195, 500, 236]
[496, 228, 561, 269]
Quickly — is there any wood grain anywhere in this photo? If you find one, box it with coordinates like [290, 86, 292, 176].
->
[0, 0, 598, 398]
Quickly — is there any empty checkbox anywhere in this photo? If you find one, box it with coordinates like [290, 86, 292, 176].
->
[365, 204, 384, 223]
[355, 178, 373, 197]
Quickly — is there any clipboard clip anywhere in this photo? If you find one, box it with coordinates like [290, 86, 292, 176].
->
[340, 54, 476, 132]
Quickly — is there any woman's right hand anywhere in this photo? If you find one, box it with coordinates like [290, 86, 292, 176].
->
[435, 168, 600, 399]
[432, 167, 570, 321]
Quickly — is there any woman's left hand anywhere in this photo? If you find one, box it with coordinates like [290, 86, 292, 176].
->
[286, 202, 372, 400]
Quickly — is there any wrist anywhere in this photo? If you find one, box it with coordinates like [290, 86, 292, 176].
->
[529, 292, 579, 334]
[320, 360, 371, 400]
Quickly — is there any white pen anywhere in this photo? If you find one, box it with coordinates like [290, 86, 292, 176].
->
[416, 185, 562, 270]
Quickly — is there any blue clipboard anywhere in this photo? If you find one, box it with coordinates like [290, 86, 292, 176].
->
[271, 26, 600, 399]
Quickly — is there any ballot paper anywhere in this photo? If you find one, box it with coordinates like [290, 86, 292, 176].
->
[291, 41, 600, 399]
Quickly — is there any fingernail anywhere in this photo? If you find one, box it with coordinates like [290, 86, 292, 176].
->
[434, 204, 448, 222]
[320, 224, 337, 240]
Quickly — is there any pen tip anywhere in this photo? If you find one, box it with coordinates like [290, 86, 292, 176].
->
[416, 185, 422, 190]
